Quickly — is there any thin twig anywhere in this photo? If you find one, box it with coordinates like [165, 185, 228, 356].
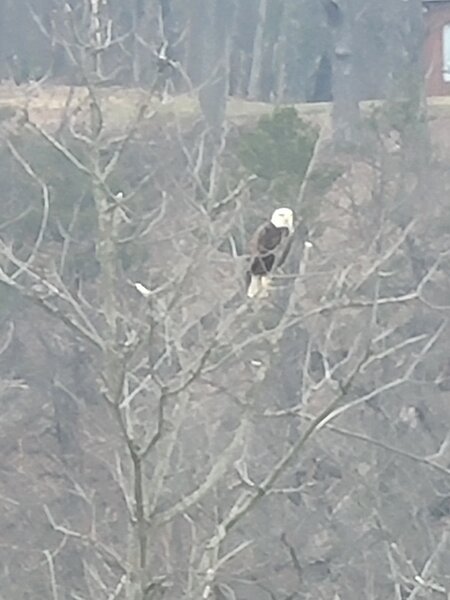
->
[43, 550, 59, 600]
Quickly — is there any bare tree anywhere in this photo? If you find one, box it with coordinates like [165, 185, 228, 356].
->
[1, 3, 450, 600]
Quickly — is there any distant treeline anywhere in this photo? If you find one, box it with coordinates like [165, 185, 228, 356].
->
[0, 0, 422, 103]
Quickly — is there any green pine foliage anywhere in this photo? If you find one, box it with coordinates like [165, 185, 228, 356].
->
[238, 107, 318, 184]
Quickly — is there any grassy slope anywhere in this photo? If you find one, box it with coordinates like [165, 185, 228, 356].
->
[0, 83, 330, 131]
[1, 82, 450, 127]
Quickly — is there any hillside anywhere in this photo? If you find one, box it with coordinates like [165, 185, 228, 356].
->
[1, 82, 450, 600]
[1, 82, 450, 125]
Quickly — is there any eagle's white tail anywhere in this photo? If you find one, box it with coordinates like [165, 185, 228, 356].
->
[247, 275, 261, 298]
[247, 275, 270, 298]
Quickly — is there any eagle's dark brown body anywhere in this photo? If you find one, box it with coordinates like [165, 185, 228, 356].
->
[246, 209, 294, 298]
[249, 222, 290, 276]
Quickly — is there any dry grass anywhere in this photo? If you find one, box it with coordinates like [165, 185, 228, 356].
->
[1, 81, 450, 140]
[0, 82, 332, 131]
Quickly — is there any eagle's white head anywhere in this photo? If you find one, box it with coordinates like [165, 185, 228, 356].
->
[270, 207, 294, 233]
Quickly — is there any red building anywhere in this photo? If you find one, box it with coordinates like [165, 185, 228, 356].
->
[423, 0, 450, 95]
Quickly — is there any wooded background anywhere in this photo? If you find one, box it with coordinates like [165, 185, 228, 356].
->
[0, 0, 425, 102]
[1, 1, 450, 600]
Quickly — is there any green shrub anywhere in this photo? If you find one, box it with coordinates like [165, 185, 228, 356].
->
[238, 107, 318, 183]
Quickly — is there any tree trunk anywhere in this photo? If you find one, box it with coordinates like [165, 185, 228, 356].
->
[199, 0, 234, 129]
[273, 6, 288, 104]
[248, 0, 268, 100]
[327, 0, 360, 146]
[392, 0, 429, 177]
[198, 0, 234, 202]
[186, 0, 206, 86]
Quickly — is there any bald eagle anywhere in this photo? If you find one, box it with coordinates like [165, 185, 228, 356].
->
[246, 208, 294, 299]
